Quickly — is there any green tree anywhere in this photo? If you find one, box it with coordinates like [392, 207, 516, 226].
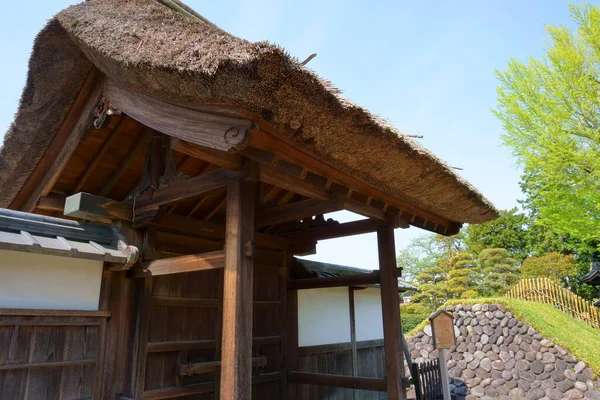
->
[478, 248, 521, 296]
[412, 263, 449, 311]
[396, 233, 464, 282]
[494, 3, 600, 246]
[521, 252, 578, 287]
[465, 208, 531, 261]
[446, 252, 478, 299]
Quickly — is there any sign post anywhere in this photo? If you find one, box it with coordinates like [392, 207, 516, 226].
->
[429, 310, 455, 400]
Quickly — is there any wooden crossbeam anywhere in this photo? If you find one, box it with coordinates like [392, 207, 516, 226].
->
[128, 250, 225, 278]
[104, 81, 252, 151]
[136, 210, 290, 251]
[288, 271, 380, 290]
[288, 371, 388, 392]
[179, 356, 267, 376]
[134, 168, 247, 214]
[255, 199, 341, 228]
[171, 138, 242, 170]
[64, 192, 133, 222]
[99, 131, 153, 197]
[288, 218, 404, 243]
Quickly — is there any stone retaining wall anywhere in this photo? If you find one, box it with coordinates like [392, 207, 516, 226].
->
[406, 303, 600, 400]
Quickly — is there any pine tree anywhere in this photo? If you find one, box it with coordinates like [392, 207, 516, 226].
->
[446, 252, 478, 299]
[478, 248, 520, 296]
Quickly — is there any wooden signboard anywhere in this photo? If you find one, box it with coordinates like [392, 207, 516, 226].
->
[429, 309, 455, 350]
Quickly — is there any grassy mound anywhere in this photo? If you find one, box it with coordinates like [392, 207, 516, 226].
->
[405, 297, 600, 374]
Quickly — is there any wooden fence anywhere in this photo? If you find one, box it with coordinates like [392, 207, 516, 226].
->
[506, 278, 600, 330]
[411, 359, 442, 400]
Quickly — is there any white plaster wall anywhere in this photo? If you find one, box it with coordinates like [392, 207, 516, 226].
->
[298, 287, 351, 346]
[354, 287, 384, 341]
[0, 250, 103, 310]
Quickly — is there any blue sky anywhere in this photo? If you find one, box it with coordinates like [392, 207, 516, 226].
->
[0, 1, 582, 270]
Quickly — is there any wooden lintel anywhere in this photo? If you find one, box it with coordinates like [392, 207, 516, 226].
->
[255, 199, 341, 228]
[104, 81, 252, 151]
[179, 356, 267, 376]
[288, 371, 388, 392]
[135, 168, 248, 214]
[128, 250, 225, 278]
[288, 271, 380, 290]
[171, 138, 242, 170]
[288, 218, 390, 243]
[135, 210, 290, 250]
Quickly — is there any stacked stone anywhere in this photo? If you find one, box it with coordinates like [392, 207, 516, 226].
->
[406, 303, 600, 400]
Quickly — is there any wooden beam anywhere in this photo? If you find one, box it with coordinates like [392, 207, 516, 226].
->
[104, 81, 252, 151]
[378, 224, 405, 400]
[16, 72, 105, 212]
[74, 116, 126, 193]
[220, 178, 255, 400]
[135, 210, 290, 251]
[259, 164, 394, 222]
[255, 199, 341, 228]
[179, 356, 267, 376]
[99, 131, 153, 197]
[171, 138, 243, 170]
[245, 127, 460, 234]
[260, 164, 330, 202]
[288, 371, 387, 392]
[284, 252, 299, 399]
[128, 250, 225, 278]
[288, 218, 405, 243]
[64, 192, 133, 222]
[134, 168, 247, 214]
[36, 193, 65, 213]
[288, 271, 380, 290]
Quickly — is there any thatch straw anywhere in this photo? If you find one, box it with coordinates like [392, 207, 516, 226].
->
[0, 0, 498, 224]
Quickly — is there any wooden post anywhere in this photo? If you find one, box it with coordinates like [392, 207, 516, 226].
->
[348, 287, 358, 400]
[220, 178, 255, 400]
[377, 225, 405, 400]
[284, 252, 299, 399]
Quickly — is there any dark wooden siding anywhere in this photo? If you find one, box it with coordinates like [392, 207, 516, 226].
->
[296, 340, 387, 400]
[139, 246, 286, 399]
[0, 310, 108, 400]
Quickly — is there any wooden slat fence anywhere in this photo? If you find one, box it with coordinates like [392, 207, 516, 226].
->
[507, 278, 600, 330]
[411, 359, 442, 400]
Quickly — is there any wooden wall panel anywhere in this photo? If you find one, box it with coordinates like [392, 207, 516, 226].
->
[0, 312, 108, 400]
[139, 247, 285, 399]
[296, 342, 387, 400]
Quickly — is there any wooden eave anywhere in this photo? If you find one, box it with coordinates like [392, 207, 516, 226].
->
[10, 76, 462, 238]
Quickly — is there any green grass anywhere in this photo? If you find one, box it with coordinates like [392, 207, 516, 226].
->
[405, 297, 600, 374]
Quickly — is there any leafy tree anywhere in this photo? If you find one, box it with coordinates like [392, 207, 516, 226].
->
[446, 253, 478, 299]
[494, 3, 600, 246]
[397, 233, 464, 282]
[521, 252, 578, 287]
[478, 248, 521, 296]
[465, 208, 531, 261]
[412, 263, 449, 311]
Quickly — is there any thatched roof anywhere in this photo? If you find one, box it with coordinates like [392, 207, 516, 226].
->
[0, 0, 498, 224]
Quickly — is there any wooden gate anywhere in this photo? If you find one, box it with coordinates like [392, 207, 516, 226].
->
[411, 360, 442, 400]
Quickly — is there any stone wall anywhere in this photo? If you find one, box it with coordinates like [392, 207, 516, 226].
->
[406, 303, 600, 400]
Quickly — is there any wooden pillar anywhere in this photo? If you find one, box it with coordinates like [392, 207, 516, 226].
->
[377, 224, 405, 400]
[220, 178, 255, 400]
[284, 252, 299, 399]
[349, 287, 358, 400]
